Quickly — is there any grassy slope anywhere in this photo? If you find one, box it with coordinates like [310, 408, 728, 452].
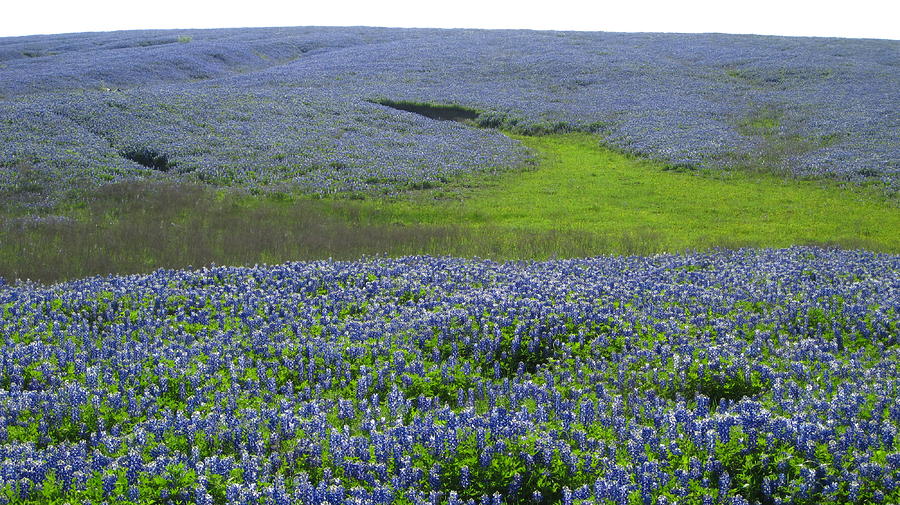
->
[365, 133, 899, 251]
[1, 133, 897, 283]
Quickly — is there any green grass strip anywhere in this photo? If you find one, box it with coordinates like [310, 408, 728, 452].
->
[364, 133, 899, 252]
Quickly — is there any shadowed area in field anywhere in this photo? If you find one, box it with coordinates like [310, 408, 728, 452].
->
[120, 147, 176, 172]
[373, 99, 481, 123]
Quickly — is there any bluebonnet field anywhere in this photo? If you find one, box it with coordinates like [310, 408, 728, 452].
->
[0, 247, 898, 504]
[1, 27, 898, 206]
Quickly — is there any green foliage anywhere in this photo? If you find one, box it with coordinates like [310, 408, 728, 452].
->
[140, 463, 198, 504]
[1, 263, 897, 505]
[736, 106, 782, 136]
[665, 361, 771, 406]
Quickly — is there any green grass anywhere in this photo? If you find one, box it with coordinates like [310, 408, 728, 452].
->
[357, 133, 899, 251]
[1, 133, 897, 284]
[736, 106, 781, 135]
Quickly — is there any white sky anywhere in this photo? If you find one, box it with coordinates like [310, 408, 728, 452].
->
[2, 0, 898, 40]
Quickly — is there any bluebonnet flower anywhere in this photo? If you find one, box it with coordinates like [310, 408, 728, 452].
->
[0, 248, 897, 503]
[102, 473, 117, 497]
[2, 28, 897, 205]
[460, 466, 470, 488]
[719, 471, 731, 499]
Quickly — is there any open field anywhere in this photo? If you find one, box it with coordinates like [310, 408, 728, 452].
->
[2, 133, 899, 284]
[0, 26, 898, 505]
[2, 28, 898, 208]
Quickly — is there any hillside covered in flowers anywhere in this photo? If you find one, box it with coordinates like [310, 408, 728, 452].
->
[1, 27, 897, 206]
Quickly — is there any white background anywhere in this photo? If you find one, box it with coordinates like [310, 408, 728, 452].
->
[1, 0, 897, 39]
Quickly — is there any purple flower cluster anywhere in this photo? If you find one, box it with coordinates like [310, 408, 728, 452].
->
[0, 247, 898, 503]
[0, 27, 403, 95]
[1, 28, 897, 204]
[0, 86, 531, 199]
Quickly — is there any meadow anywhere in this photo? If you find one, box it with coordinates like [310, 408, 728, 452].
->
[2, 133, 899, 283]
[2, 28, 898, 204]
[0, 26, 898, 505]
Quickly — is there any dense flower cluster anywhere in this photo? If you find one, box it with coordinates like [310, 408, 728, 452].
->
[0, 27, 404, 95]
[1, 28, 897, 204]
[0, 247, 897, 504]
[0, 86, 531, 199]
